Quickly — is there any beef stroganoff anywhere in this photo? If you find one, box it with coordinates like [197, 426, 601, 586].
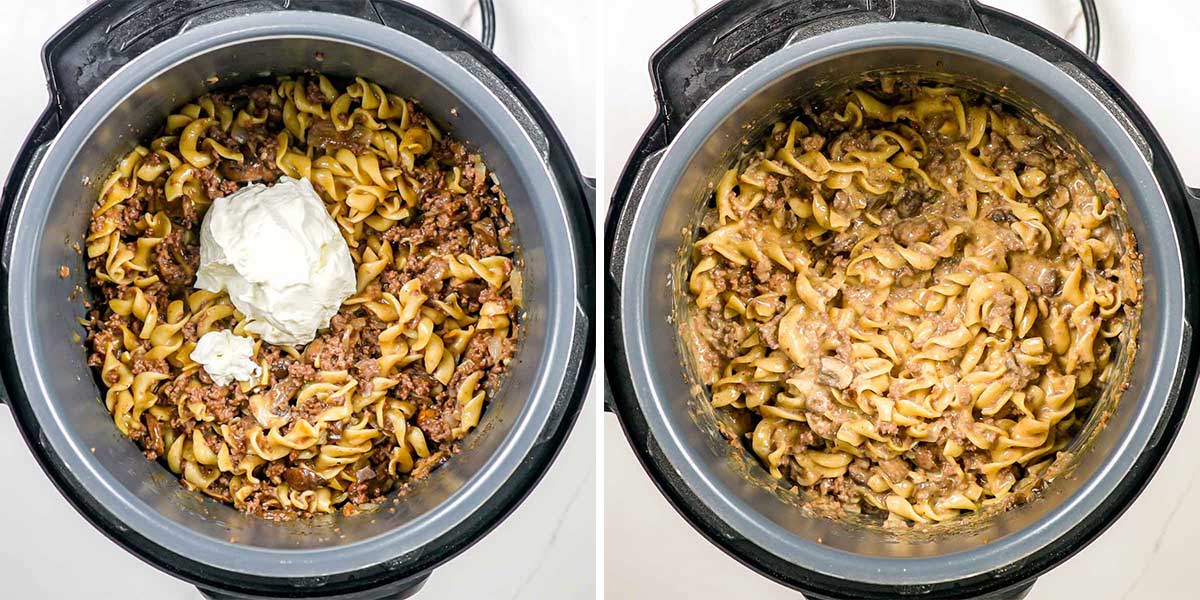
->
[682, 81, 1142, 525]
[85, 74, 520, 519]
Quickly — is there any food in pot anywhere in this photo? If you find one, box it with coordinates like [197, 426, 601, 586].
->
[84, 74, 521, 519]
[190, 330, 261, 386]
[681, 81, 1142, 524]
[194, 175, 357, 346]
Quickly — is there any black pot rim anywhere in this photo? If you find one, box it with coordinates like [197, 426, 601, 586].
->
[605, 9, 1200, 600]
[0, 2, 595, 598]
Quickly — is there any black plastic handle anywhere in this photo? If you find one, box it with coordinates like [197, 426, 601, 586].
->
[644, 0, 1099, 151]
[0, 119, 51, 406]
[583, 176, 597, 217]
[41, 0, 496, 126]
[1186, 186, 1200, 241]
[648, 0, 867, 139]
[799, 582, 1032, 600]
[604, 144, 664, 415]
[648, 0, 997, 139]
[197, 575, 428, 600]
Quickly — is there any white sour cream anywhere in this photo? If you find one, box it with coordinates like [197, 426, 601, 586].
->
[190, 330, 261, 386]
[194, 176, 356, 345]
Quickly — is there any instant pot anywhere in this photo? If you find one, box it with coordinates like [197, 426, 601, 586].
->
[1, 1, 594, 599]
[606, 1, 1199, 599]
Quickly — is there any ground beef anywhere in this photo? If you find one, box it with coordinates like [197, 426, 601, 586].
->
[814, 475, 859, 505]
[707, 265, 755, 299]
[164, 379, 243, 424]
[347, 475, 394, 505]
[758, 314, 782, 349]
[304, 78, 328, 105]
[383, 191, 472, 250]
[314, 325, 352, 372]
[84, 77, 520, 520]
[682, 80, 1143, 524]
[87, 313, 125, 366]
[131, 356, 168, 375]
[454, 280, 487, 313]
[196, 165, 240, 199]
[417, 258, 449, 292]
[153, 228, 198, 290]
[468, 219, 500, 257]
[699, 307, 748, 359]
[416, 408, 453, 444]
[353, 357, 380, 389]
[446, 334, 491, 396]
[394, 368, 438, 401]
[245, 84, 277, 113]
[800, 133, 826, 152]
[264, 461, 286, 483]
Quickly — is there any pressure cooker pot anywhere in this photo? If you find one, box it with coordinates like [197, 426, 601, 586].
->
[606, 1, 1198, 599]
[1, 1, 594, 599]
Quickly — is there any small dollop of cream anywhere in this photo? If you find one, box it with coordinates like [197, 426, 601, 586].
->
[190, 330, 261, 386]
[195, 176, 356, 345]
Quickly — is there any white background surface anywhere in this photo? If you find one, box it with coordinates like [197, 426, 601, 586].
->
[0, 1, 596, 599]
[6, 0, 1200, 598]
[602, 1, 1200, 599]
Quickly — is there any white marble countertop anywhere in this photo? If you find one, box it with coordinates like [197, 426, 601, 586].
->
[603, 1, 1200, 599]
[0, 1, 595, 599]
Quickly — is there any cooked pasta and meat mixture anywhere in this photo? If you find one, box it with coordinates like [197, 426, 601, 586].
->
[682, 81, 1142, 524]
[85, 74, 519, 519]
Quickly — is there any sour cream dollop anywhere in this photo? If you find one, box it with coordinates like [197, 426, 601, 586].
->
[190, 330, 261, 386]
[194, 176, 356, 345]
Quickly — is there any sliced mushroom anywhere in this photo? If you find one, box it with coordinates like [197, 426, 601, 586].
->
[248, 389, 292, 429]
[817, 357, 854, 389]
[354, 465, 378, 483]
[283, 466, 325, 491]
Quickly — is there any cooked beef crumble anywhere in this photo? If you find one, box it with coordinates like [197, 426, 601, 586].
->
[84, 75, 520, 519]
[682, 80, 1141, 525]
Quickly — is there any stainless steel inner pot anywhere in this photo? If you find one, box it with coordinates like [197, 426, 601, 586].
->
[1, 9, 590, 599]
[615, 21, 1190, 598]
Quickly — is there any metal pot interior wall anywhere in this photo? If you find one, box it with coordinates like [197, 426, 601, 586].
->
[9, 21, 571, 570]
[621, 26, 1183, 584]
[670, 66, 1143, 540]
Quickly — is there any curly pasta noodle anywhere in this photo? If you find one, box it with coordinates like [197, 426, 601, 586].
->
[85, 74, 520, 519]
[682, 80, 1142, 525]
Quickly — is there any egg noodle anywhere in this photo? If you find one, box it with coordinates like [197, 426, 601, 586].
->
[85, 75, 520, 518]
[682, 81, 1141, 525]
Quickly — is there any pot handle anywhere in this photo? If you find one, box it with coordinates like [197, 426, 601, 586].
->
[196, 573, 428, 600]
[647, 0, 874, 138]
[583, 177, 597, 219]
[798, 580, 1033, 600]
[646, 0, 1100, 143]
[978, 581, 1034, 600]
[796, 579, 1037, 600]
[604, 148, 666, 414]
[1180, 188, 1200, 210]
[39, 0, 496, 123]
[0, 105, 59, 274]
[0, 104, 58, 406]
[647, 0, 996, 138]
